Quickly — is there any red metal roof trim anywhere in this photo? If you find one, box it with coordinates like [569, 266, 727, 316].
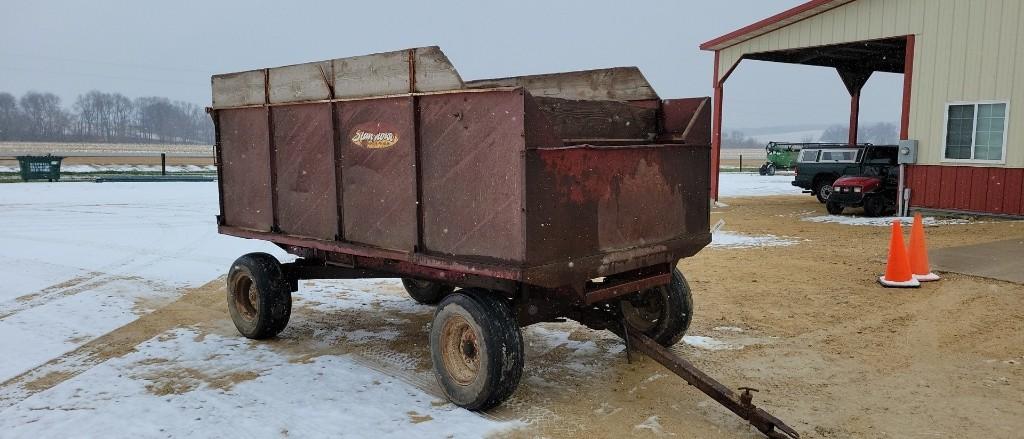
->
[699, 0, 854, 51]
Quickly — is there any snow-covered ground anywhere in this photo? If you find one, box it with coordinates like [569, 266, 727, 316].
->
[717, 172, 803, 197]
[0, 182, 517, 438]
[0, 183, 286, 384]
[710, 231, 797, 249]
[0, 173, 890, 436]
[802, 215, 973, 227]
[0, 328, 509, 438]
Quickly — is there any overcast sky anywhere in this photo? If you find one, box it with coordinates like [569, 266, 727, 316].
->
[1, 0, 902, 130]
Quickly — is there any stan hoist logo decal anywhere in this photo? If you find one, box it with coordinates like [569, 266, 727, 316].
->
[350, 127, 399, 149]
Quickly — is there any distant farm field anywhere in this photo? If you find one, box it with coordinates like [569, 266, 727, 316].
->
[0, 141, 212, 157]
[0, 142, 215, 180]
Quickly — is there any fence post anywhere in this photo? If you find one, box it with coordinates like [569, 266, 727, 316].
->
[739, 154, 743, 172]
[161, 153, 166, 176]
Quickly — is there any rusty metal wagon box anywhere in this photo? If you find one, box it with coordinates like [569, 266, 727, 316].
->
[210, 46, 711, 296]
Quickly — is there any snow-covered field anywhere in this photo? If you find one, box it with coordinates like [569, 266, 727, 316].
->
[0, 182, 517, 438]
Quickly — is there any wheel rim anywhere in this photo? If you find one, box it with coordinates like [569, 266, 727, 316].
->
[819, 184, 833, 200]
[621, 287, 667, 333]
[440, 314, 480, 386]
[232, 275, 259, 322]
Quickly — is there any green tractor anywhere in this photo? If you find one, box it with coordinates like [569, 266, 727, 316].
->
[758, 142, 802, 176]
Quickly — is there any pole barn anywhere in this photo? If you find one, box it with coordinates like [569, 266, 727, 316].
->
[701, 0, 1023, 216]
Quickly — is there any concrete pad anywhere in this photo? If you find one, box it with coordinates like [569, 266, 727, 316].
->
[930, 238, 1024, 284]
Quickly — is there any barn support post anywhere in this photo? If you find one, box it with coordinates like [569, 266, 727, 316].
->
[849, 91, 860, 145]
[710, 51, 724, 201]
[899, 35, 916, 215]
[711, 82, 723, 200]
[836, 68, 873, 146]
[900, 35, 915, 140]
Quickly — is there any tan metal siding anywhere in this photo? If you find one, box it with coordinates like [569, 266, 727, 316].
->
[715, 0, 1022, 167]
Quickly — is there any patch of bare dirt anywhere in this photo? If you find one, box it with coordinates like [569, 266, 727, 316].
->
[141, 367, 261, 396]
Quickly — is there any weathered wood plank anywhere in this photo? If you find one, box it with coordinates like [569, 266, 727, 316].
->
[331, 46, 464, 99]
[212, 70, 265, 108]
[333, 49, 409, 99]
[268, 61, 332, 103]
[414, 46, 464, 92]
[533, 96, 657, 141]
[465, 67, 659, 101]
[211, 47, 466, 106]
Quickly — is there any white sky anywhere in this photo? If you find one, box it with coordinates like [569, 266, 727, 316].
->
[0, 0, 902, 130]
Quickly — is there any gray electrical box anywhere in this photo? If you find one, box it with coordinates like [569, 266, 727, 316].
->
[898, 139, 918, 164]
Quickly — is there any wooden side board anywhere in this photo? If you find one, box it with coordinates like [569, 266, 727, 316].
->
[533, 97, 657, 141]
[211, 46, 465, 108]
[465, 67, 660, 102]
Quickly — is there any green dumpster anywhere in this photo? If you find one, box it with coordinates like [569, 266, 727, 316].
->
[16, 155, 64, 182]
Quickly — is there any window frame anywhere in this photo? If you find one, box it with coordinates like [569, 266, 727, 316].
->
[941, 100, 1010, 164]
[798, 149, 820, 163]
[818, 149, 860, 163]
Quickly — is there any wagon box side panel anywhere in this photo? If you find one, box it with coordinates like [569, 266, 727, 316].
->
[218, 107, 273, 231]
[337, 97, 418, 251]
[418, 90, 526, 263]
[524, 144, 710, 284]
[271, 103, 338, 240]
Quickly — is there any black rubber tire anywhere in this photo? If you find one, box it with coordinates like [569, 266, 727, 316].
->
[401, 278, 454, 305]
[863, 196, 887, 217]
[226, 253, 292, 339]
[814, 178, 835, 203]
[620, 266, 694, 347]
[766, 163, 777, 176]
[826, 200, 845, 215]
[758, 163, 768, 176]
[430, 289, 524, 411]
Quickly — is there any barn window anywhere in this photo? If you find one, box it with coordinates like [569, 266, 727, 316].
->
[944, 102, 1008, 162]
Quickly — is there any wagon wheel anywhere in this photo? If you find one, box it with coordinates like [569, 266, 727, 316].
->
[401, 278, 454, 305]
[618, 266, 693, 347]
[430, 289, 523, 411]
[226, 253, 292, 339]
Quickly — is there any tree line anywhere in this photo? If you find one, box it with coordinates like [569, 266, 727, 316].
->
[0, 90, 213, 144]
[818, 122, 899, 145]
[721, 121, 899, 149]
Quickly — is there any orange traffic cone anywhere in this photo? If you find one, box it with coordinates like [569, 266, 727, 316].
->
[879, 220, 920, 288]
[907, 213, 940, 281]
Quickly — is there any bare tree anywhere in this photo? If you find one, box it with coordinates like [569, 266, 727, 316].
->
[19, 92, 70, 141]
[0, 92, 20, 140]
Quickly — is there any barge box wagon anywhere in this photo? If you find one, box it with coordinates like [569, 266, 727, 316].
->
[211, 46, 711, 299]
